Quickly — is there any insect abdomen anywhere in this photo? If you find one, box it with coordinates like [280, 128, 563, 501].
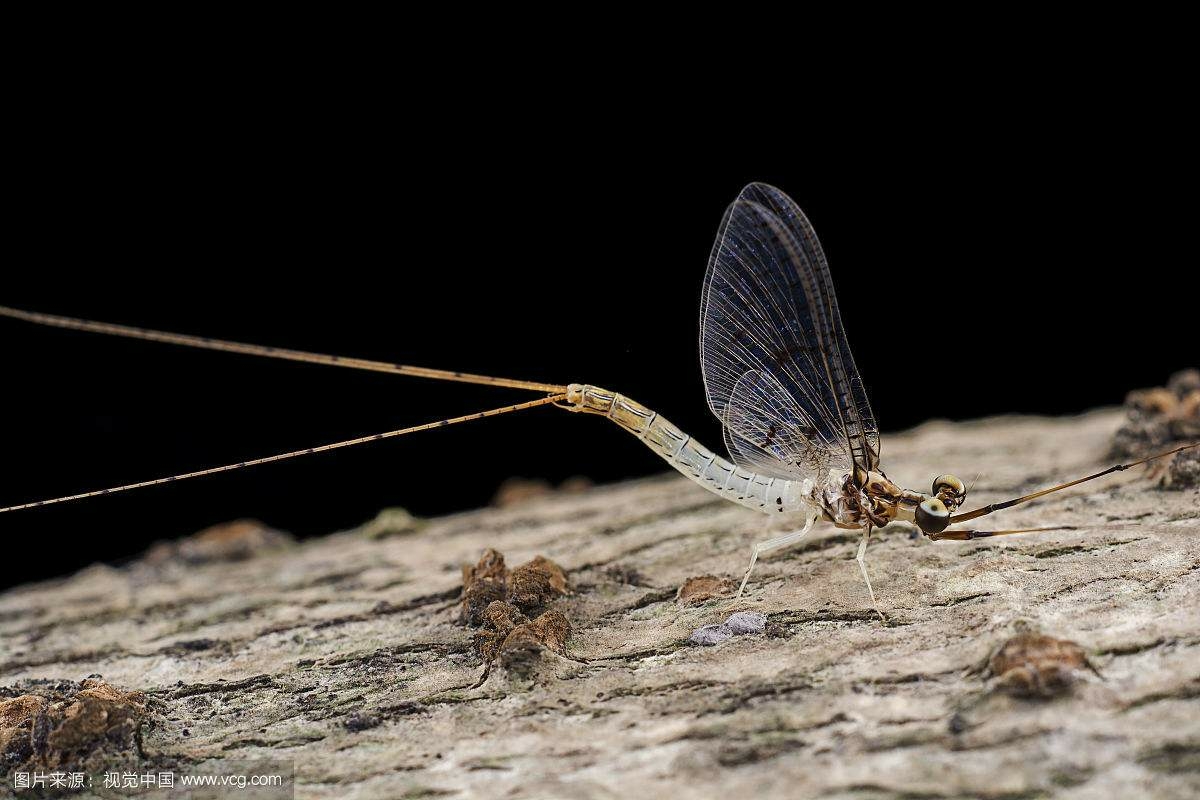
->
[566, 384, 807, 514]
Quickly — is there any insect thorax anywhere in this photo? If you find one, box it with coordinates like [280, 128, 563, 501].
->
[816, 470, 928, 529]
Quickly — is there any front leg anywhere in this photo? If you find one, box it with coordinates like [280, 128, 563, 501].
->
[927, 525, 1073, 541]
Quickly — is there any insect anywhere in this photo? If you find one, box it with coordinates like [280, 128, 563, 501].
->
[2, 183, 1194, 620]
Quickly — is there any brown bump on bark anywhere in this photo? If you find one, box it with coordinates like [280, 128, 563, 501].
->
[558, 476, 594, 494]
[499, 609, 572, 662]
[143, 519, 295, 566]
[1125, 387, 1178, 416]
[1169, 390, 1200, 438]
[463, 548, 507, 585]
[676, 575, 737, 605]
[482, 600, 530, 635]
[181, 519, 294, 562]
[0, 695, 48, 727]
[361, 507, 425, 540]
[492, 477, 554, 507]
[474, 601, 531, 661]
[460, 549, 509, 626]
[1, 680, 148, 772]
[1167, 446, 1200, 488]
[493, 477, 592, 507]
[499, 624, 548, 658]
[988, 633, 1094, 698]
[473, 602, 571, 664]
[0, 695, 49, 764]
[1112, 374, 1200, 461]
[507, 556, 569, 612]
[521, 608, 572, 655]
[1167, 368, 1200, 398]
[1176, 389, 1200, 417]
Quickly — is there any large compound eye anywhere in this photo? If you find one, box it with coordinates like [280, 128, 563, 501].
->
[916, 497, 951, 533]
[932, 474, 965, 496]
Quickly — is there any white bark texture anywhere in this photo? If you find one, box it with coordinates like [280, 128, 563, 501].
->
[2, 407, 1198, 799]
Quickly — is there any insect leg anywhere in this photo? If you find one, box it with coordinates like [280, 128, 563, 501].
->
[736, 511, 817, 598]
[856, 526, 887, 623]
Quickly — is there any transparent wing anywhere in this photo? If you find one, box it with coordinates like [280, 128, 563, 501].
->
[700, 183, 879, 478]
[720, 370, 841, 479]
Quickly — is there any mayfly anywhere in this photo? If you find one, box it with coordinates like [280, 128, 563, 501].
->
[2, 183, 1194, 620]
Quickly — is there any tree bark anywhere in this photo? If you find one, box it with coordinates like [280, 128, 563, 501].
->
[2, 408, 1198, 798]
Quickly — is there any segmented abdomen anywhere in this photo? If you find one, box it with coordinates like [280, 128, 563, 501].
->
[570, 385, 815, 514]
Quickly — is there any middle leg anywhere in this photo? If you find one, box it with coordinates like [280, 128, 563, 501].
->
[856, 525, 887, 623]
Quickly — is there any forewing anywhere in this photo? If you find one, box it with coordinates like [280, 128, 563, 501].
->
[700, 183, 879, 476]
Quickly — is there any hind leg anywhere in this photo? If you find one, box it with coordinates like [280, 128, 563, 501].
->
[736, 512, 818, 597]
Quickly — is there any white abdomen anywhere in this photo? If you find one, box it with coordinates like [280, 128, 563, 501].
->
[566, 384, 821, 515]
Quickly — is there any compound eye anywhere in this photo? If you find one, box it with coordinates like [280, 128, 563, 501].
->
[916, 497, 951, 533]
[932, 474, 965, 496]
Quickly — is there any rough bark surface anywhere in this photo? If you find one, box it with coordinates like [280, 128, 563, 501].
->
[2, 408, 1198, 799]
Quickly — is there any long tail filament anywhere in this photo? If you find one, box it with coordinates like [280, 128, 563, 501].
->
[0, 305, 566, 393]
[0, 394, 566, 514]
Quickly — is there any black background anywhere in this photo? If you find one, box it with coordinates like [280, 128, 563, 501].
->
[3, 88, 1196, 590]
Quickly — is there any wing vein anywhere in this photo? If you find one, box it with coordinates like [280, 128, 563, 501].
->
[699, 183, 879, 481]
